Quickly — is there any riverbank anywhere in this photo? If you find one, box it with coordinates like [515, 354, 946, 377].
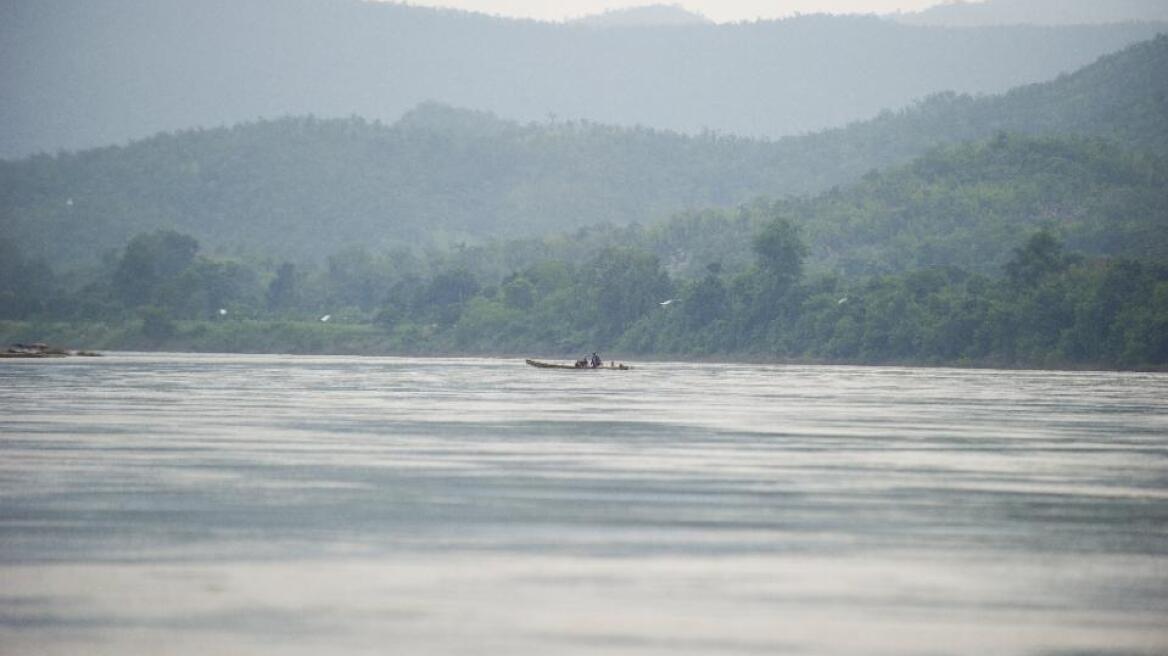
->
[1, 320, 1162, 373]
[0, 319, 389, 356]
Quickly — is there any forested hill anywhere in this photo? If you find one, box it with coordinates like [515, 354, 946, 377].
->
[780, 33, 1168, 189]
[0, 109, 790, 267]
[2, 0, 1165, 157]
[4, 131, 1165, 368]
[433, 134, 1168, 281]
[2, 36, 1166, 269]
[794, 135, 1168, 275]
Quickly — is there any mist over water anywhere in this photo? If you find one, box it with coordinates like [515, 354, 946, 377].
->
[1, 354, 1166, 654]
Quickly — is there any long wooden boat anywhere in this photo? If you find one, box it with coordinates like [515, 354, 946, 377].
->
[2, 345, 101, 358]
[526, 359, 631, 370]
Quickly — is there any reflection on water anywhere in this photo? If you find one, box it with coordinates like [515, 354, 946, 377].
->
[1, 354, 1166, 655]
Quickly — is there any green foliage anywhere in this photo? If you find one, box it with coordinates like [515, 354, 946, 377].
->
[172, 259, 260, 319]
[113, 230, 199, 307]
[405, 133, 1166, 288]
[580, 248, 674, 343]
[425, 269, 480, 307]
[611, 230, 1168, 369]
[7, 225, 1168, 369]
[139, 306, 176, 341]
[454, 298, 523, 351]
[501, 276, 536, 310]
[752, 213, 808, 287]
[0, 238, 56, 319]
[267, 262, 299, 312]
[681, 275, 730, 329]
[790, 135, 1168, 276]
[106, 229, 263, 320]
[1006, 230, 1070, 287]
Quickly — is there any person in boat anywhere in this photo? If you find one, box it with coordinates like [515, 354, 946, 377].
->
[590, 352, 602, 368]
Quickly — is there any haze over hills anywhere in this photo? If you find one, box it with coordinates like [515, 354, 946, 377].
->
[424, 132, 1167, 283]
[4, 32, 1166, 276]
[779, 33, 1168, 187]
[573, 4, 712, 27]
[2, 0, 1165, 158]
[2, 35, 1166, 270]
[894, 0, 1168, 27]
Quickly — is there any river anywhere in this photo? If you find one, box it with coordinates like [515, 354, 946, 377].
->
[1, 353, 1166, 655]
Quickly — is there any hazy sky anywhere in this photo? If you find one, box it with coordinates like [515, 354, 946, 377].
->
[389, 0, 948, 23]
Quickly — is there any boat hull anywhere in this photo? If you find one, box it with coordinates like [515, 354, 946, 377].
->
[525, 359, 630, 370]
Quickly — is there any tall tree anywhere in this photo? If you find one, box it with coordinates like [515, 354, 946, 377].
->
[112, 230, 199, 307]
[752, 214, 808, 289]
[1006, 230, 1069, 287]
[581, 247, 673, 343]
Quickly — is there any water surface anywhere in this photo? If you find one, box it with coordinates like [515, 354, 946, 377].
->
[1, 354, 1166, 655]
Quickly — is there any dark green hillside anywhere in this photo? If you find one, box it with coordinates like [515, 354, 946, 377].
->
[0, 107, 791, 267]
[774, 34, 1168, 189]
[6, 209, 1165, 370]
[795, 135, 1168, 275]
[432, 134, 1168, 281]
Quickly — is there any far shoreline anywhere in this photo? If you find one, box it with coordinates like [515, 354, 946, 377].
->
[2, 321, 1163, 376]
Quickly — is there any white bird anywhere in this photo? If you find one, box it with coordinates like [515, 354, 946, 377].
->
[837, 297, 849, 305]
[320, 315, 331, 322]
[218, 308, 227, 315]
[659, 299, 676, 306]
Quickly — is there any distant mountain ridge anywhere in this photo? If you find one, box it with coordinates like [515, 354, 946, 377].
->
[895, 0, 1168, 26]
[2, 35, 1166, 270]
[573, 4, 711, 27]
[1, 0, 1165, 158]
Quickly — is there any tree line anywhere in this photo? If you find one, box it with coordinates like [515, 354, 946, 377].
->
[3, 207, 1165, 369]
